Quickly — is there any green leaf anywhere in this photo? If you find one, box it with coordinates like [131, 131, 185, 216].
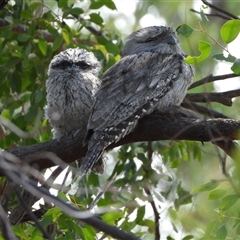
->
[176, 24, 193, 37]
[102, 211, 125, 225]
[44, 207, 62, 222]
[12, 225, 29, 239]
[57, 191, 69, 202]
[29, 1, 42, 11]
[52, 36, 63, 52]
[220, 19, 240, 44]
[22, 55, 29, 68]
[90, 13, 104, 25]
[231, 59, 240, 74]
[62, 28, 70, 44]
[213, 53, 236, 63]
[5, 57, 21, 68]
[90, 0, 116, 10]
[17, 33, 31, 42]
[182, 235, 194, 240]
[191, 181, 219, 194]
[208, 189, 226, 200]
[70, 7, 84, 15]
[20, 9, 32, 20]
[215, 225, 227, 240]
[25, 106, 38, 122]
[32, 90, 43, 104]
[104, 0, 116, 10]
[204, 220, 217, 238]
[219, 194, 238, 210]
[81, 225, 95, 239]
[47, 25, 59, 37]
[200, 9, 210, 25]
[136, 206, 145, 224]
[58, 0, 69, 9]
[185, 41, 211, 64]
[38, 39, 47, 56]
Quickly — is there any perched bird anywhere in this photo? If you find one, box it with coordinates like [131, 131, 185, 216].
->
[79, 26, 194, 175]
[45, 48, 104, 174]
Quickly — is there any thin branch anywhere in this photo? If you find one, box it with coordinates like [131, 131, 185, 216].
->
[0, 18, 91, 46]
[21, 208, 47, 223]
[0, 116, 35, 139]
[0, 0, 8, 11]
[202, 0, 239, 20]
[188, 73, 239, 90]
[144, 185, 160, 240]
[190, 9, 232, 21]
[144, 142, 160, 240]
[185, 89, 240, 106]
[181, 102, 230, 119]
[73, 15, 109, 41]
[0, 204, 17, 240]
[13, 184, 54, 240]
[0, 153, 140, 240]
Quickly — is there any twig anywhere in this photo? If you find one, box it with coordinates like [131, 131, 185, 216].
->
[1, 152, 140, 240]
[0, 18, 93, 46]
[190, 9, 232, 21]
[185, 89, 240, 106]
[12, 183, 54, 240]
[144, 185, 160, 240]
[202, 0, 239, 20]
[0, 0, 8, 11]
[0, 203, 18, 240]
[188, 73, 239, 90]
[9, 164, 65, 225]
[181, 102, 230, 119]
[198, 21, 229, 53]
[143, 142, 160, 240]
[76, 15, 109, 40]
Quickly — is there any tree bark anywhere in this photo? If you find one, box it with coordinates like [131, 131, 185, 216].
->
[4, 110, 240, 176]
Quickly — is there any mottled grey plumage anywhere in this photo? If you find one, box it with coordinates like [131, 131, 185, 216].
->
[45, 48, 104, 174]
[80, 26, 194, 175]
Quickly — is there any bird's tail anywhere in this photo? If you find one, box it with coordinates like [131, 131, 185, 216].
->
[78, 142, 104, 176]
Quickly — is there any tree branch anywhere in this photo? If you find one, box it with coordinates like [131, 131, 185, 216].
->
[0, 0, 8, 11]
[4, 111, 240, 176]
[0, 18, 90, 46]
[185, 89, 240, 106]
[201, 0, 239, 20]
[181, 102, 230, 119]
[188, 73, 239, 90]
[190, 9, 232, 21]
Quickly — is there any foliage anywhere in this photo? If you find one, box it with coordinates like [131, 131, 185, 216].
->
[1, 0, 240, 239]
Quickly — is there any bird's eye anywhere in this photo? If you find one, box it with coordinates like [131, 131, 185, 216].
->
[145, 32, 165, 43]
[75, 61, 90, 69]
[145, 37, 156, 43]
[53, 60, 72, 69]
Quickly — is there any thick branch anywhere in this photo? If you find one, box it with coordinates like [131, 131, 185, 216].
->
[5, 112, 240, 175]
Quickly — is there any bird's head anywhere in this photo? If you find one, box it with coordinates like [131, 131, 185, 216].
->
[121, 26, 183, 57]
[48, 48, 101, 77]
